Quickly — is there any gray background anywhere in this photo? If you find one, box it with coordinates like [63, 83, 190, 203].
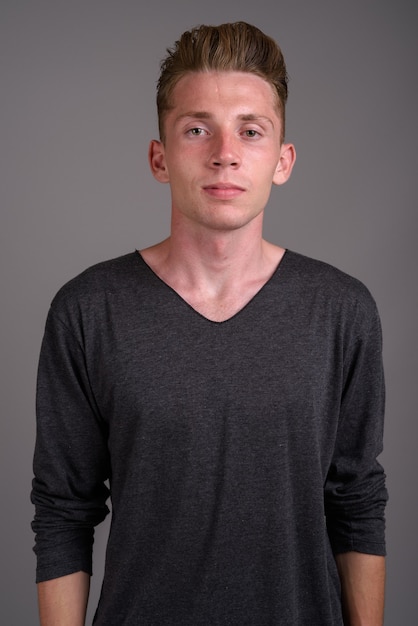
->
[1, 1, 416, 624]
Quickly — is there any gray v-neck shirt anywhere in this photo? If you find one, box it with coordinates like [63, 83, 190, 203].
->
[32, 250, 387, 625]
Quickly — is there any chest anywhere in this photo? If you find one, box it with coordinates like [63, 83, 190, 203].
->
[85, 295, 343, 466]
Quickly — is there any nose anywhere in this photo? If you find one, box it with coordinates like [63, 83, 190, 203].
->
[209, 133, 241, 168]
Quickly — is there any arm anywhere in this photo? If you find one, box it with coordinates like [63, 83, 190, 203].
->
[324, 294, 387, 623]
[37, 571, 90, 626]
[335, 552, 385, 626]
[32, 305, 110, 585]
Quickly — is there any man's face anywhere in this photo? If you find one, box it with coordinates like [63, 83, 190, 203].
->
[149, 71, 295, 233]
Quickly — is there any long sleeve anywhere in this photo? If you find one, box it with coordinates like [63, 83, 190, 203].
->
[30, 250, 388, 624]
[31, 305, 110, 583]
[324, 296, 387, 556]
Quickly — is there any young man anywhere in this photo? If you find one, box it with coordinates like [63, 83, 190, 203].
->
[32, 22, 387, 625]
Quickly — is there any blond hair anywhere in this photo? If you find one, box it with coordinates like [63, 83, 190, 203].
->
[156, 22, 289, 142]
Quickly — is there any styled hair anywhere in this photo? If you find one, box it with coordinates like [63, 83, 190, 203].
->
[156, 22, 289, 142]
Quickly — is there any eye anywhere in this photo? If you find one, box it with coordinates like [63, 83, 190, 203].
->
[243, 129, 260, 138]
[187, 127, 207, 136]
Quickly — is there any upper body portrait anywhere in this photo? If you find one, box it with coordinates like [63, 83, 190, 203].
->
[31, 22, 387, 626]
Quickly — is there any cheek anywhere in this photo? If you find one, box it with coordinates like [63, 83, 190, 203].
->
[255, 164, 279, 188]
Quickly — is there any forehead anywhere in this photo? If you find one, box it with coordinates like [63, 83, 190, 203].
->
[169, 70, 280, 114]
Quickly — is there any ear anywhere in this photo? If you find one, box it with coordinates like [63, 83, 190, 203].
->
[273, 142, 296, 186]
[148, 139, 170, 183]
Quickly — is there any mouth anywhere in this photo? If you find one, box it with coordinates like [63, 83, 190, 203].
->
[203, 183, 245, 199]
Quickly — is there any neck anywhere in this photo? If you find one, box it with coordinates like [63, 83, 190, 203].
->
[162, 216, 269, 286]
[139, 218, 285, 322]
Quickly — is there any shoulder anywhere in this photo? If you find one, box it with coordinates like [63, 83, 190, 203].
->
[283, 250, 377, 307]
[49, 251, 145, 316]
[279, 251, 381, 335]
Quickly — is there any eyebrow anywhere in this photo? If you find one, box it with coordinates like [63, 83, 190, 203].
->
[175, 111, 275, 127]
